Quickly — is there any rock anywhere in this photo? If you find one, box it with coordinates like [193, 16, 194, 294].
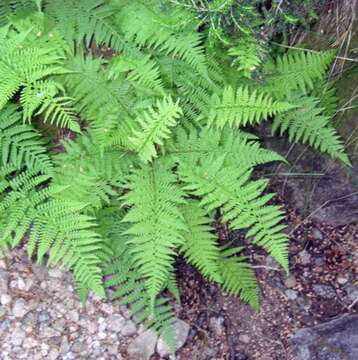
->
[337, 276, 349, 285]
[1, 293, 11, 306]
[72, 341, 87, 353]
[312, 284, 336, 299]
[48, 268, 63, 279]
[290, 315, 358, 360]
[157, 319, 190, 357]
[234, 353, 249, 360]
[346, 284, 358, 302]
[12, 299, 28, 318]
[38, 310, 50, 322]
[286, 289, 298, 301]
[68, 310, 79, 322]
[299, 250, 311, 265]
[266, 256, 279, 268]
[312, 228, 323, 240]
[97, 332, 107, 340]
[0, 307, 6, 318]
[314, 257, 325, 266]
[23, 337, 38, 349]
[0, 269, 9, 293]
[128, 330, 157, 360]
[48, 348, 60, 360]
[11, 327, 26, 346]
[32, 264, 48, 281]
[284, 156, 358, 226]
[284, 275, 297, 288]
[239, 334, 250, 344]
[209, 316, 225, 336]
[17, 277, 26, 290]
[0, 259, 6, 269]
[121, 320, 137, 337]
[107, 314, 126, 333]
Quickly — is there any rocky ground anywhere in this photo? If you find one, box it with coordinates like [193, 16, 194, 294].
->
[1, 142, 357, 360]
[0, 193, 357, 360]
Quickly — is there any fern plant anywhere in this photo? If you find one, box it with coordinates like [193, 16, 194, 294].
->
[0, 0, 350, 350]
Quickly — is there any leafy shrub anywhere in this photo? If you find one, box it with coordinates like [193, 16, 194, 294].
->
[0, 0, 349, 348]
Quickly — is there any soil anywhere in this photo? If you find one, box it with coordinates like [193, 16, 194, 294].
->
[170, 194, 358, 360]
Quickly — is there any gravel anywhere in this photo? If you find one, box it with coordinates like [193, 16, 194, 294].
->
[0, 248, 190, 360]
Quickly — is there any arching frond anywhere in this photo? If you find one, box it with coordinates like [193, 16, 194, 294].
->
[208, 86, 292, 128]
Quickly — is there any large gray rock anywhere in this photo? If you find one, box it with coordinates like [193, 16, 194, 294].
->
[157, 319, 190, 357]
[290, 315, 358, 360]
[262, 128, 358, 226]
[128, 330, 157, 360]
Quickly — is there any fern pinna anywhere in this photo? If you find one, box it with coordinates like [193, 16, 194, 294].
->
[0, 0, 350, 350]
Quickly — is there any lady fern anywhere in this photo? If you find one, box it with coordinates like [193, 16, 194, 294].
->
[0, 0, 351, 350]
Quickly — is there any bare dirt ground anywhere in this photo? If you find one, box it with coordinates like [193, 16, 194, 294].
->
[173, 199, 357, 360]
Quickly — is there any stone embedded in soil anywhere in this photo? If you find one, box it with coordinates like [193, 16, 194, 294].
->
[128, 329, 157, 360]
[1, 293, 11, 306]
[157, 319, 190, 357]
[107, 314, 126, 333]
[238, 334, 250, 344]
[10, 327, 26, 346]
[312, 228, 324, 240]
[337, 276, 349, 285]
[287, 159, 358, 226]
[299, 250, 311, 265]
[209, 316, 225, 336]
[286, 289, 298, 301]
[12, 298, 28, 318]
[0, 269, 9, 293]
[312, 284, 336, 299]
[121, 320, 137, 336]
[284, 275, 297, 288]
[290, 315, 358, 360]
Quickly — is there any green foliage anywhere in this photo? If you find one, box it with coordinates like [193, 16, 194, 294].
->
[121, 160, 187, 304]
[273, 95, 350, 165]
[102, 207, 176, 350]
[264, 50, 336, 98]
[179, 156, 288, 270]
[130, 97, 183, 162]
[0, 0, 350, 350]
[180, 201, 221, 283]
[218, 246, 259, 310]
[208, 86, 293, 128]
[0, 104, 53, 173]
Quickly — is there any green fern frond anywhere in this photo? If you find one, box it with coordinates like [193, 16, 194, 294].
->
[179, 156, 288, 271]
[311, 80, 338, 117]
[130, 96, 182, 163]
[172, 125, 285, 169]
[180, 201, 221, 282]
[228, 36, 264, 78]
[109, 54, 165, 96]
[0, 104, 53, 174]
[52, 132, 135, 211]
[0, 0, 36, 27]
[62, 54, 133, 141]
[264, 50, 335, 98]
[102, 207, 176, 349]
[0, 164, 105, 296]
[272, 95, 350, 165]
[29, 202, 106, 297]
[0, 31, 67, 110]
[0, 165, 52, 248]
[36, 93, 79, 132]
[218, 246, 259, 309]
[20, 79, 80, 132]
[207, 86, 292, 128]
[121, 160, 187, 304]
[44, 0, 130, 52]
[115, 1, 207, 73]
